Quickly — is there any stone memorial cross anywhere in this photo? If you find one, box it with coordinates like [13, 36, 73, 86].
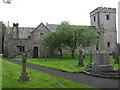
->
[19, 52, 31, 82]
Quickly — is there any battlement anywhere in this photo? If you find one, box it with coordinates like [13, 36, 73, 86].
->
[90, 7, 116, 16]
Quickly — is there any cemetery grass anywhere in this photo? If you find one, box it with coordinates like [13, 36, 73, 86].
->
[2, 59, 93, 88]
[0, 56, 2, 89]
[14, 55, 120, 73]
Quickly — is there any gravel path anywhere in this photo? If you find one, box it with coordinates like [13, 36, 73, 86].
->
[4, 58, 119, 89]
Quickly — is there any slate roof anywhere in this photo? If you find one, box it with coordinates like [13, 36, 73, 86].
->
[7, 27, 35, 38]
[19, 27, 35, 38]
[46, 23, 94, 32]
[46, 23, 59, 32]
[6, 23, 94, 39]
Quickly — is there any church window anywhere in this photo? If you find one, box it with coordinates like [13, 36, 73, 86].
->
[17, 46, 25, 52]
[40, 32, 44, 35]
[107, 42, 111, 48]
[93, 16, 96, 22]
[106, 15, 109, 20]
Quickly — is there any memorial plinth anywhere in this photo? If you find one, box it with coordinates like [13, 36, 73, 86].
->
[93, 51, 113, 71]
[19, 71, 30, 81]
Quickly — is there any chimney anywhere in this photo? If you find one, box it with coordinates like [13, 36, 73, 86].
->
[12, 23, 19, 38]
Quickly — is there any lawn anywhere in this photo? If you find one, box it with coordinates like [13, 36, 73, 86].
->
[14, 55, 120, 73]
[0, 55, 2, 90]
[2, 59, 93, 88]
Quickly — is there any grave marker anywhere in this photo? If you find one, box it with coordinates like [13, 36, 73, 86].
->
[78, 50, 84, 67]
[19, 52, 31, 82]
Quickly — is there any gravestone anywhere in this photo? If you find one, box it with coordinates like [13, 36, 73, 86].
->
[92, 23, 113, 71]
[78, 50, 84, 67]
[19, 52, 31, 81]
[85, 51, 93, 71]
[112, 51, 119, 64]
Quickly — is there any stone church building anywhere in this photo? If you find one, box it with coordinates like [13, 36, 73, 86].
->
[3, 7, 117, 58]
[4, 23, 50, 58]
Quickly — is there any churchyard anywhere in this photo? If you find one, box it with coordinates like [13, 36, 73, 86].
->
[1, 21, 120, 88]
[13, 55, 120, 73]
[1, 54, 120, 89]
[1, 4, 119, 88]
[1, 22, 120, 88]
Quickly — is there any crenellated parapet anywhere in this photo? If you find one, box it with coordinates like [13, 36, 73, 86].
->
[90, 7, 116, 17]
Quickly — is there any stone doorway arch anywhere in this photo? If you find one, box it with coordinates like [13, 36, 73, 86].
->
[33, 46, 38, 58]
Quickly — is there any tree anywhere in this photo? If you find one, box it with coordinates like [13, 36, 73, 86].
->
[56, 21, 72, 57]
[57, 21, 98, 58]
[42, 21, 98, 58]
[42, 32, 57, 56]
[3, 0, 12, 4]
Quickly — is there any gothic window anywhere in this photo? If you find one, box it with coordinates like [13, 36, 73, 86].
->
[107, 42, 111, 48]
[17, 46, 25, 52]
[106, 15, 109, 20]
[93, 16, 96, 22]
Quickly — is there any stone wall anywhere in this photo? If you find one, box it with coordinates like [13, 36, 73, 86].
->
[0, 22, 2, 54]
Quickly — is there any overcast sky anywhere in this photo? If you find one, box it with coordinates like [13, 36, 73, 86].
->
[0, 0, 120, 42]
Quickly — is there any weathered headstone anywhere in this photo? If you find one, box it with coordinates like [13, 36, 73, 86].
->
[19, 52, 30, 81]
[78, 50, 84, 67]
[92, 23, 113, 71]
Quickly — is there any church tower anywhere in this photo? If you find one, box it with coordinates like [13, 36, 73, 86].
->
[90, 7, 117, 53]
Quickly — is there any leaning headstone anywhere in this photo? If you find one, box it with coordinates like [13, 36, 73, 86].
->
[78, 50, 84, 67]
[92, 23, 113, 71]
[19, 52, 31, 82]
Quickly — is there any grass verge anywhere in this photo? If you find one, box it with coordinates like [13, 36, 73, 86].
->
[2, 59, 93, 88]
[0, 57, 2, 89]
